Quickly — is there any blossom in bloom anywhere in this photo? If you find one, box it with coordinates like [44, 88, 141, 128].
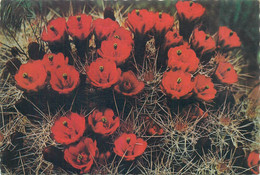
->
[97, 39, 132, 65]
[145, 117, 163, 135]
[194, 74, 217, 101]
[93, 18, 120, 41]
[127, 9, 155, 34]
[164, 29, 183, 49]
[154, 12, 174, 33]
[64, 137, 98, 174]
[247, 151, 260, 174]
[175, 1, 205, 21]
[88, 108, 120, 136]
[67, 14, 92, 40]
[51, 112, 86, 145]
[41, 17, 67, 43]
[50, 65, 80, 94]
[114, 71, 145, 96]
[15, 60, 47, 92]
[218, 26, 241, 49]
[113, 133, 147, 161]
[167, 45, 199, 73]
[107, 27, 134, 45]
[86, 58, 121, 89]
[191, 28, 216, 55]
[41, 53, 69, 72]
[160, 70, 194, 99]
[215, 61, 238, 84]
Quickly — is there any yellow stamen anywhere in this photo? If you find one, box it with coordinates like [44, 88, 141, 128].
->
[62, 73, 68, 80]
[177, 78, 182, 84]
[99, 66, 104, 72]
[23, 72, 28, 78]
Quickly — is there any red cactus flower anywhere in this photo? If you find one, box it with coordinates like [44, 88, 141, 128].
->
[167, 45, 199, 73]
[67, 14, 92, 40]
[107, 27, 134, 45]
[127, 9, 155, 34]
[161, 70, 194, 99]
[191, 28, 216, 55]
[42, 53, 69, 72]
[51, 112, 86, 145]
[182, 104, 208, 120]
[93, 18, 120, 41]
[164, 29, 183, 49]
[113, 133, 147, 161]
[194, 74, 217, 102]
[176, 1, 205, 21]
[64, 137, 98, 174]
[86, 58, 121, 89]
[88, 108, 120, 136]
[247, 151, 260, 174]
[97, 39, 132, 65]
[154, 12, 174, 33]
[215, 61, 238, 84]
[41, 17, 67, 43]
[114, 71, 145, 96]
[98, 151, 111, 163]
[14, 60, 47, 92]
[50, 65, 80, 94]
[218, 26, 241, 49]
[145, 117, 163, 135]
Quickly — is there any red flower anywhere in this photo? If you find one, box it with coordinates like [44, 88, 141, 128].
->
[191, 28, 216, 55]
[194, 74, 217, 102]
[127, 9, 155, 34]
[42, 53, 69, 72]
[67, 14, 92, 40]
[93, 18, 120, 41]
[176, 1, 205, 21]
[145, 117, 163, 135]
[97, 39, 132, 65]
[41, 17, 67, 43]
[50, 65, 80, 94]
[64, 137, 98, 174]
[107, 27, 134, 45]
[215, 61, 238, 84]
[154, 12, 174, 33]
[182, 104, 208, 120]
[218, 26, 241, 49]
[113, 133, 147, 161]
[164, 29, 183, 49]
[86, 58, 121, 89]
[114, 71, 145, 96]
[247, 151, 260, 174]
[167, 45, 199, 73]
[88, 108, 120, 136]
[15, 60, 47, 92]
[51, 112, 86, 145]
[160, 70, 194, 99]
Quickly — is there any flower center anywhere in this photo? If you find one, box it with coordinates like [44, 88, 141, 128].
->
[126, 137, 131, 144]
[227, 67, 231, 71]
[205, 34, 210, 40]
[62, 73, 68, 80]
[114, 43, 118, 49]
[48, 55, 53, 61]
[99, 66, 104, 72]
[190, 1, 194, 6]
[123, 81, 132, 91]
[229, 31, 233, 36]
[177, 77, 182, 84]
[159, 12, 162, 18]
[101, 117, 107, 123]
[205, 85, 209, 89]
[177, 50, 182, 56]
[136, 10, 140, 16]
[77, 154, 83, 160]
[173, 33, 178, 38]
[63, 121, 68, 127]
[50, 25, 55, 31]
[76, 15, 81, 22]
[23, 72, 28, 78]
[114, 35, 120, 39]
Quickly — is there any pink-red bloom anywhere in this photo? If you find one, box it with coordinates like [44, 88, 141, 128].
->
[41, 53, 69, 72]
[107, 27, 133, 45]
[164, 29, 183, 49]
[154, 12, 174, 33]
[176, 1, 205, 21]
[247, 151, 260, 174]
[218, 26, 241, 49]
[51, 112, 86, 145]
[64, 137, 98, 174]
[67, 14, 92, 40]
[114, 71, 145, 96]
[167, 45, 199, 73]
[161, 70, 194, 99]
[15, 60, 47, 92]
[113, 133, 147, 161]
[93, 18, 120, 41]
[194, 74, 217, 101]
[88, 108, 120, 136]
[215, 61, 238, 84]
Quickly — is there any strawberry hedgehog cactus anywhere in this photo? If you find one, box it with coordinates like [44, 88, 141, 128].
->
[0, 0, 259, 174]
